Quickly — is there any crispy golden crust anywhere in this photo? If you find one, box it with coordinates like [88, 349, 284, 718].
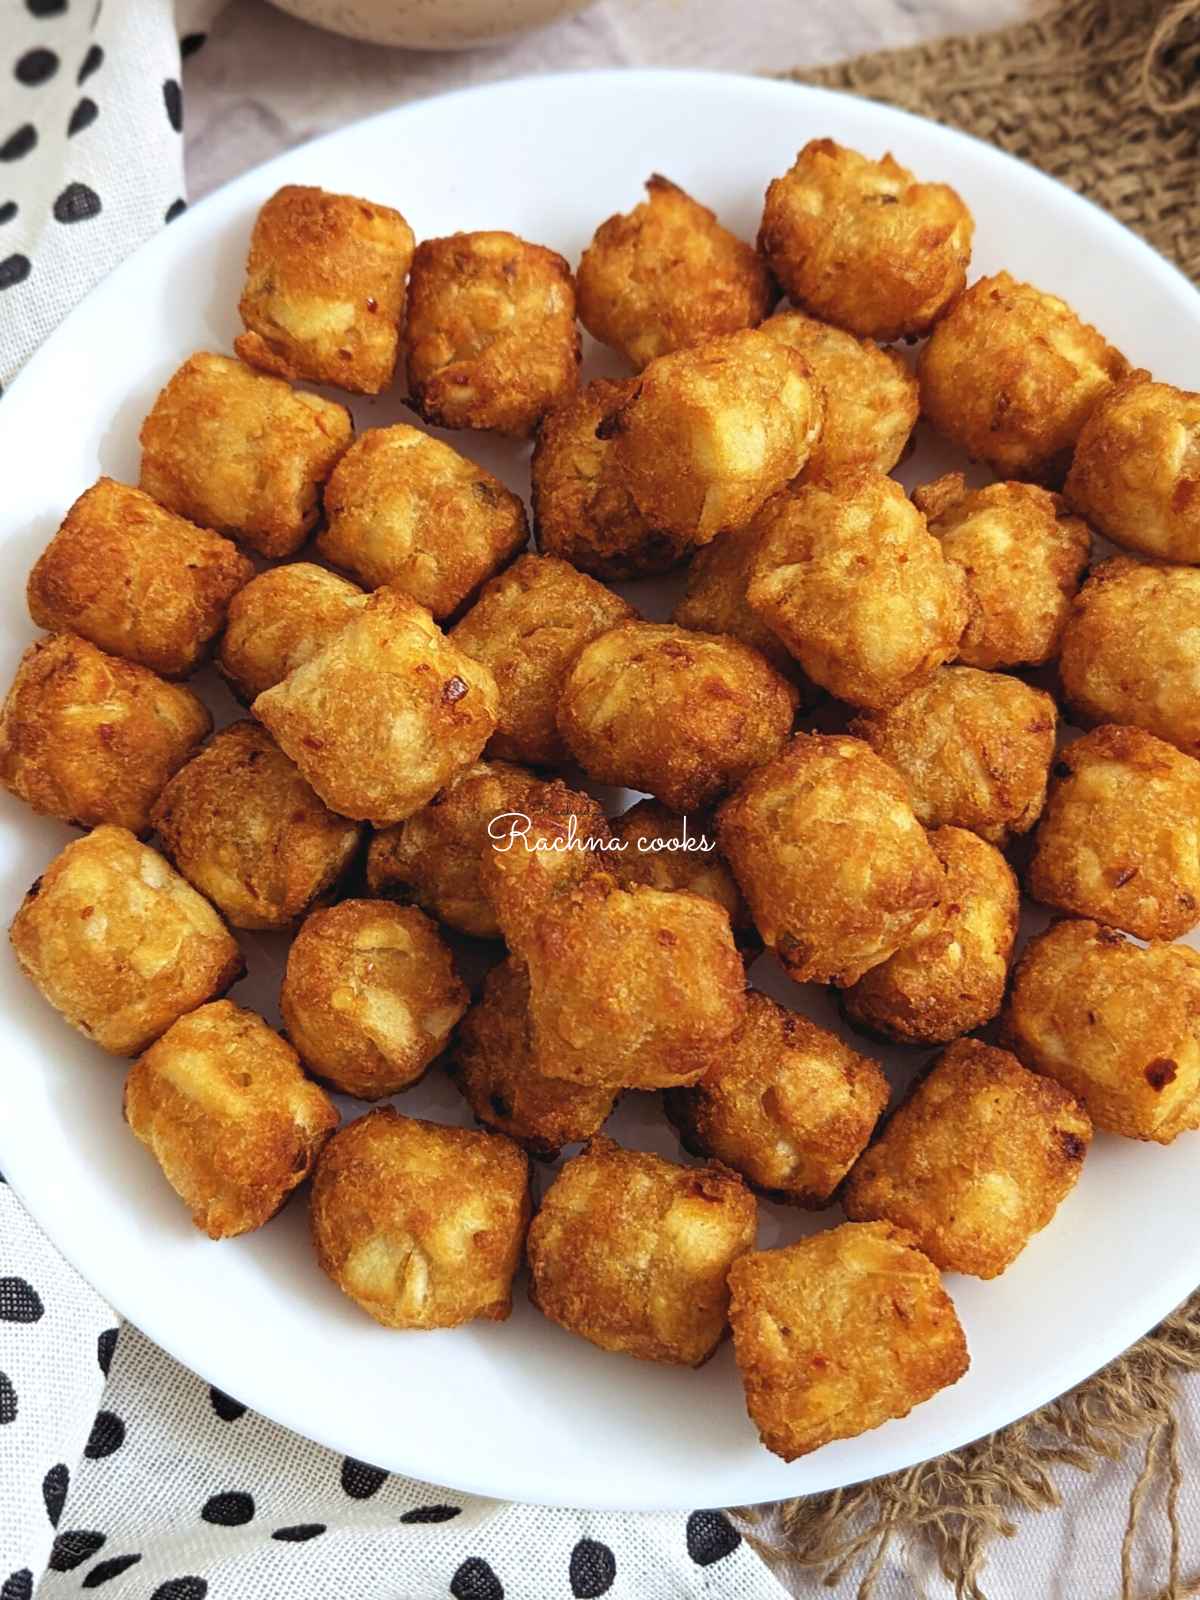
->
[671, 525, 812, 689]
[665, 992, 888, 1206]
[1059, 557, 1200, 756]
[758, 140, 973, 342]
[748, 471, 969, 711]
[577, 174, 775, 370]
[217, 563, 367, 705]
[557, 621, 797, 813]
[716, 733, 943, 987]
[1002, 918, 1200, 1143]
[1026, 725, 1200, 940]
[451, 553, 635, 766]
[917, 273, 1129, 483]
[27, 478, 254, 680]
[526, 1137, 757, 1366]
[843, 827, 1018, 1045]
[150, 721, 361, 931]
[311, 1108, 530, 1329]
[405, 231, 580, 437]
[254, 587, 499, 826]
[318, 425, 528, 617]
[366, 759, 548, 939]
[914, 474, 1092, 670]
[850, 666, 1057, 845]
[9, 826, 243, 1056]
[531, 378, 692, 580]
[845, 1040, 1090, 1279]
[0, 633, 211, 835]
[124, 1000, 338, 1239]
[610, 329, 823, 542]
[759, 309, 918, 477]
[449, 957, 616, 1157]
[1065, 376, 1200, 562]
[728, 1221, 969, 1461]
[235, 184, 415, 396]
[281, 900, 468, 1100]
[138, 352, 353, 559]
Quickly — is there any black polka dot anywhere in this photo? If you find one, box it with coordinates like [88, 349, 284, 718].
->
[97, 1326, 118, 1375]
[0, 1573, 32, 1600]
[569, 1539, 616, 1598]
[180, 31, 206, 56]
[77, 43, 102, 83]
[0, 201, 18, 225]
[400, 1504, 461, 1524]
[84, 1409, 125, 1459]
[164, 197, 186, 223]
[15, 48, 58, 86]
[0, 125, 36, 161]
[340, 1457, 387, 1499]
[0, 1277, 43, 1322]
[82, 1554, 141, 1589]
[0, 254, 29, 290]
[26, 0, 66, 12]
[68, 97, 97, 136]
[209, 1386, 245, 1421]
[201, 1490, 254, 1526]
[272, 1523, 325, 1542]
[0, 1371, 16, 1423]
[42, 1463, 69, 1526]
[53, 181, 101, 222]
[685, 1509, 741, 1567]
[450, 1558, 503, 1600]
[163, 78, 182, 132]
[151, 1581, 206, 1600]
[49, 1531, 106, 1572]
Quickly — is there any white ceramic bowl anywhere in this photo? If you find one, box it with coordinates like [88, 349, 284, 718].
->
[264, 0, 595, 49]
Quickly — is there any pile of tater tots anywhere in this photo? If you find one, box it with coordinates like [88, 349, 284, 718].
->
[8, 139, 1200, 1466]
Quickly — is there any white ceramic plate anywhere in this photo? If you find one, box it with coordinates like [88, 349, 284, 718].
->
[2, 69, 1199, 1513]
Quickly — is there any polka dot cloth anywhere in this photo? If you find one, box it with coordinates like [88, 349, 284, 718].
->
[1, 1188, 786, 1598]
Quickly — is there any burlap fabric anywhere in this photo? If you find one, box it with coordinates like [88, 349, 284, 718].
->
[735, 6, 1200, 1598]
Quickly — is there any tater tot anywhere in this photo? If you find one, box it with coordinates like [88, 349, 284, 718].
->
[218, 563, 367, 705]
[913, 473, 1092, 670]
[1059, 557, 1200, 755]
[124, 1000, 337, 1239]
[717, 733, 943, 987]
[728, 1222, 969, 1461]
[139, 352, 353, 559]
[610, 329, 824, 542]
[9, 826, 243, 1056]
[526, 1137, 757, 1366]
[747, 471, 969, 710]
[281, 900, 467, 1100]
[0, 633, 210, 835]
[151, 721, 361, 931]
[671, 525, 810, 686]
[318, 425, 528, 617]
[235, 184, 415, 396]
[367, 759, 547, 939]
[844, 1040, 1090, 1279]
[311, 1108, 530, 1329]
[1065, 376, 1200, 562]
[451, 553, 635, 766]
[758, 140, 973, 342]
[759, 309, 918, 477]
[405, 230, 580, 437]
[917, 273, 1128, 483]
[850, 666, 1057, 845]
[843, 827, 1018, 1045]
[1027, 725, 1200, 940]
[449, 957, 616, 1157]
[558, 620, 797, 813]
[531, 378, 692, 580]
[27, 478, 254, 680]
[665, 991, 889, 1205]
[576, 174, 775, 369]
[1002, 918, 1200, 1143]
[254, 587, 499, 825]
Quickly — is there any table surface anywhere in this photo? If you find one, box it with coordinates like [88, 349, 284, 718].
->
[182, 4, 1200, 1594]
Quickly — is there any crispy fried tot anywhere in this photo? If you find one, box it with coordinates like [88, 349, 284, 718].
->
[217, 563, 367, 705]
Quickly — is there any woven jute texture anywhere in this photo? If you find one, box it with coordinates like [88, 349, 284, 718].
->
[733, 6, 1200, 1598]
